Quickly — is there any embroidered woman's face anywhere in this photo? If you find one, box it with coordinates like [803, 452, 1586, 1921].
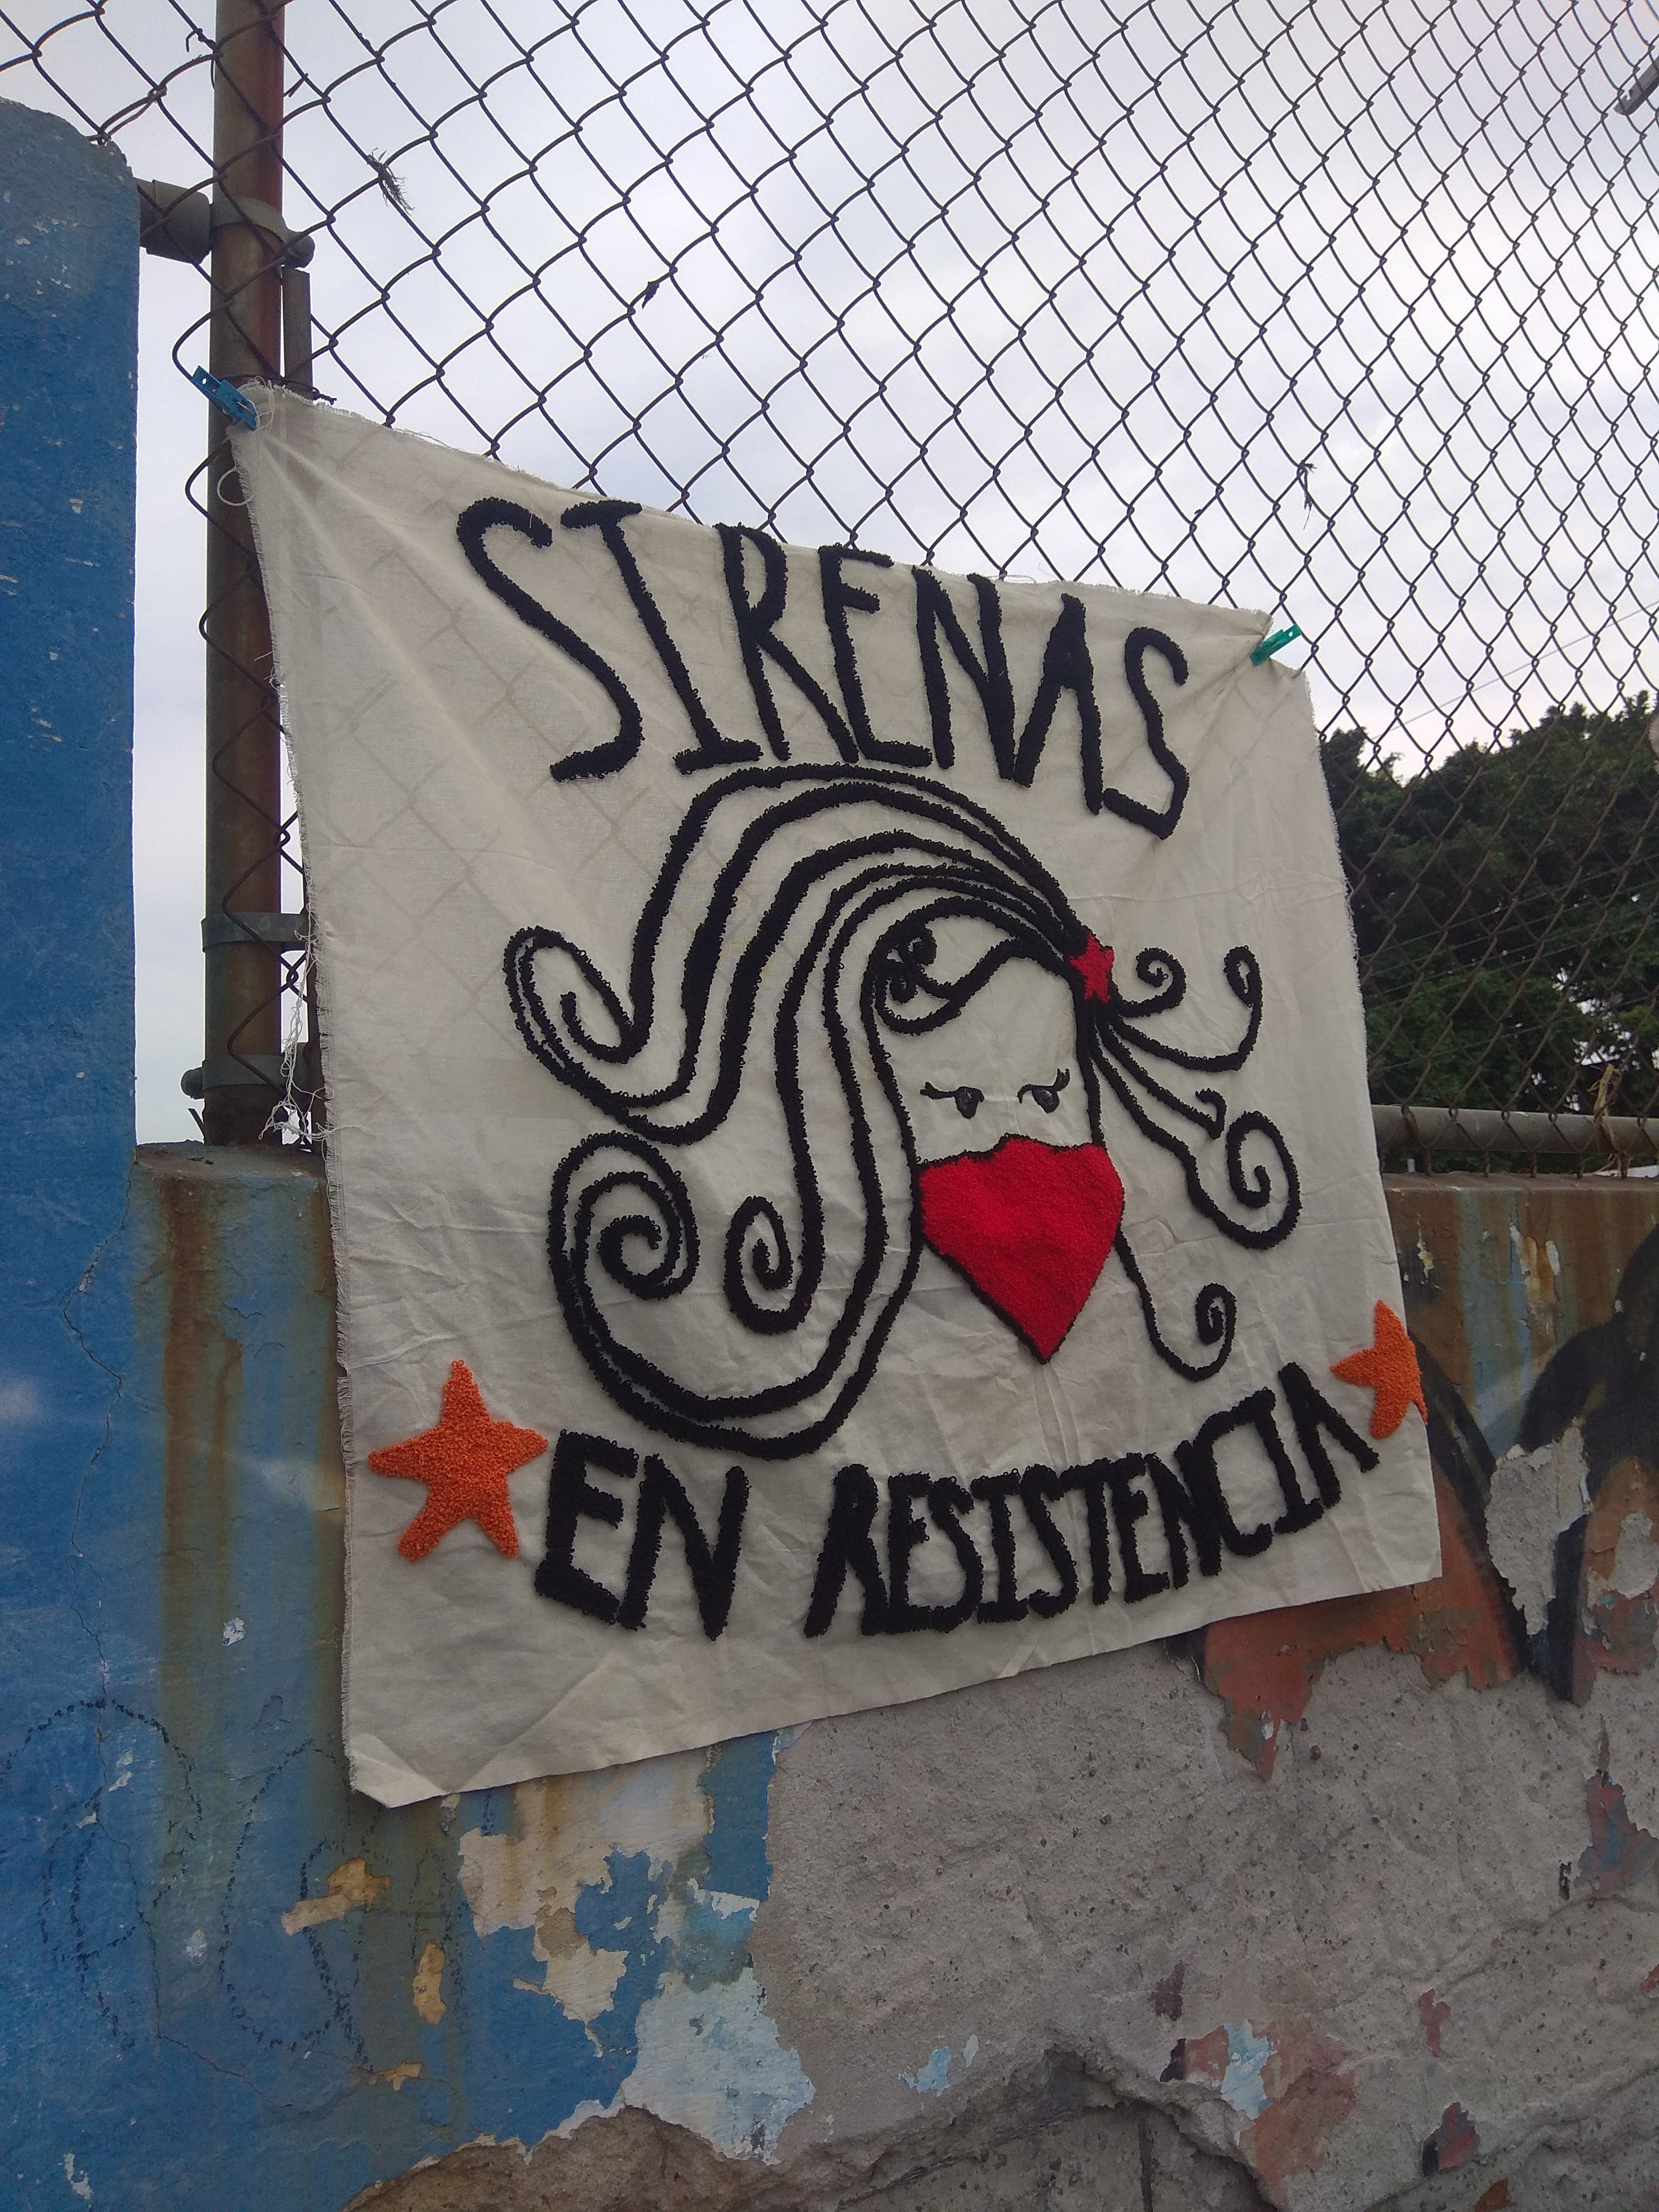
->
[883, 954, 1092, 1166]
[882, 947, 1121, 1362]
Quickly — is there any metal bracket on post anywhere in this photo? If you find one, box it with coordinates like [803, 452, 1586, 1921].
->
[140, 174, 316, 402]
[138, 179, 314, 269]
[137, 179, 212, 262]
[200, 911, 308, 951]
[181, 1056, 289, 1099]
[183, 914, 312, 1103]
[211, 192, 314, 265]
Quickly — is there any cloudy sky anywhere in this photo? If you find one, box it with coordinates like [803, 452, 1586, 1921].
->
[5, 0, 1658, 1136]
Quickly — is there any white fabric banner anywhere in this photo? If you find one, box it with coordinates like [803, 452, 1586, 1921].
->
[237, 389, 1438, 1807]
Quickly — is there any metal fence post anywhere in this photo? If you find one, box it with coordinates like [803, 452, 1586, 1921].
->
[202, 0, 287, 1145]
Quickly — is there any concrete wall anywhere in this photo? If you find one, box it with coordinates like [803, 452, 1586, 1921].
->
[5, 102, 1659, 2212]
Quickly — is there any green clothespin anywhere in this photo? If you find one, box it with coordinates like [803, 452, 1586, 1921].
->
[1251, 623, 1302, 665]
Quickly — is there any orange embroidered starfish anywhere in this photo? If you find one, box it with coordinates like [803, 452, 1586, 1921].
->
[368, 1360, 547, 1562]
[1330, 1300, 1427, 1439]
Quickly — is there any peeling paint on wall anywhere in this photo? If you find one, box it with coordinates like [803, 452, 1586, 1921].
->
[1, 1150, 1654, 2211]
[903, 2036, 977, 2095]
[1199, 1216, 1659, 1776]
[1422, 2100, 1479, 2174]
[412, 1940, 445, 2025]
[1198, 1427, 1523, 1779]
[281, 1857, 392, 1937]
[458, 1734, 811, 2158]
[1486, 1433, 1588, 1637]
[1577, 1724, 1659, 1901]
[1162, 2015, 1356, 2188]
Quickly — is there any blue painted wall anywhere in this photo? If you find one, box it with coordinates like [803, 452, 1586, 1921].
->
[2, 1146, 798, 2209]
[0, 95, 137, 1688]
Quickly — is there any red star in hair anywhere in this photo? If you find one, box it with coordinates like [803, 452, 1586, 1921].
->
[1330, 1301, 1427, 1439]
[1070, 933, 1115, 1004]
[368, 1361, 547, 1562]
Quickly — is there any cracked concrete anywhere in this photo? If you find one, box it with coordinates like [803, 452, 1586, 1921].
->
[347, 2058, 1271, 2212]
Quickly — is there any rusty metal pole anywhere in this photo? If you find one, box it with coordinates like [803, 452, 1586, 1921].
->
[202, 0, 287, 1144]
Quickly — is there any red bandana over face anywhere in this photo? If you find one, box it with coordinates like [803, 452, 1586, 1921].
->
[916, 1135, 1125, 1360]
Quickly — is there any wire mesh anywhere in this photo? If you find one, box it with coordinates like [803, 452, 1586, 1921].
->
[5, 0, 1659, 1139]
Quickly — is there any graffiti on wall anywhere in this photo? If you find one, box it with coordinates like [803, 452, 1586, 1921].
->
[1192, 1216, 1659, 1778]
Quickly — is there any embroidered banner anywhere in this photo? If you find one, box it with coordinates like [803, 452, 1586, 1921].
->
[237, 390, 1438, 1806]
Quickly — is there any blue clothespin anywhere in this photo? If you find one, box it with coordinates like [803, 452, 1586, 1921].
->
[191, 366, 260, 430]
[1251, 623, 1303, 665]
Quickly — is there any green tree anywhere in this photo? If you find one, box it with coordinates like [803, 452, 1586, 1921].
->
[1321, 697, 1659, 1115]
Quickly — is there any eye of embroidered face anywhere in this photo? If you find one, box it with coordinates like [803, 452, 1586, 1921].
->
[1018, 1068, 1070, 1115]
[921, 1080, 984, 1120]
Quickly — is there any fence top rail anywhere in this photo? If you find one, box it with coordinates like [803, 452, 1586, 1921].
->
[1372, 1103, 1659, 1161]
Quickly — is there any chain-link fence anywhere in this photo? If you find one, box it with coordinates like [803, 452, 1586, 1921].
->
[6, 0, 1659, 1160]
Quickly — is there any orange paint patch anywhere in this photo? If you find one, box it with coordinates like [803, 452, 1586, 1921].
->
[1244, 2018, 1355, 2190]
[1330, 1300, 1427, 1438]
[1161, 2017, 1355, 2189]
[1202, 1464, 1522, 1775]
[1174, 2023, 1230, 2085]
[1473, 2183, 1511, 2211]
[1423, 2100, 1479, 2174]
[368, 1359, 547, 1562]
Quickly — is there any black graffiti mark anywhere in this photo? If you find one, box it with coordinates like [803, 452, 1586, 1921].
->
[5, 1700, 483, 2109]
[1, 1699, 202, 2056]
[1516, 1226, 1659, 1699]
[220, 1741, 373, 2064]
